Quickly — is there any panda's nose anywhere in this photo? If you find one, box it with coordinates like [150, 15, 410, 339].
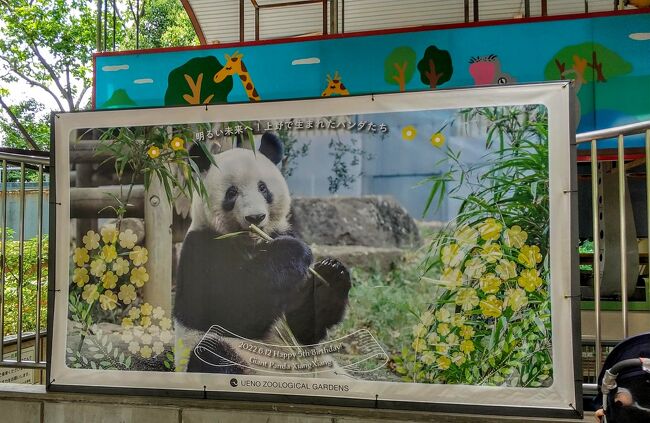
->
[245, 214, 266, 225]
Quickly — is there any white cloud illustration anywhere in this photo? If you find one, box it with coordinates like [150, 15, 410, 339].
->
[102, 64, 129, 72]
[291, 57, 320, 66]
[629, 33, 650, 41]
[134, 78, 154, 84]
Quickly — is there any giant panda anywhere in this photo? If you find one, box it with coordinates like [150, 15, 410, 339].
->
[173, 132, 352, 374]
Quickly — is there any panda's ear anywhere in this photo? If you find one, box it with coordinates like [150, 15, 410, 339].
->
[188, 142, 213, 173]
[259, 132, 283, 165]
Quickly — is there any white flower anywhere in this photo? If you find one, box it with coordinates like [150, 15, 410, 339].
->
[159, 330, 173, 343]
[141, 333, 153, 345]
[121, 330, 134, 343]
[128, 341, 140, 354]
[119, 229, 138, 249]
[152, 306, 165, 320]
[152, 341, 165, 355]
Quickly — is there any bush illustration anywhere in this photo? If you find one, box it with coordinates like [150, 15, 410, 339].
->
[164, 56, 233, 106]
[417, 45, 453, 89]
[544, 42, 632, 83]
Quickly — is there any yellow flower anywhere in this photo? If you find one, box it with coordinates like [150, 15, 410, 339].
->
[460, 339, 475, 354]
[426, 330, 439, 344]
[481, 243, 502, 263]
[477, 218, 503, 242]
[495, 259, 517, 281]
[170, 137, 185, 151]
[412, 323, 427, 338]
[152, 306, 165, 320]
[401, 125, 417, 141]
[73, 247, 89, 267]
[118, 284, 137, 304]
[89, 259, 106, 277]
[430, 132, 445, 148]
[101, 271, 118, 289]
[112, 257, 130, 276]
[451, 352, 466, 366]
[99, 290, 118, 311]
[436, 355, 451, 370]
[479, 295, 503, 318]
[147, 145, 161, 159]
[504, 288, 529, 311]
[451, 313, 466, 327]
[518, 245, 543, 269]
[140, 302, 153, 316]
[128, 306, 141, 319]
[503, 225, 528, 248]
[72, 267, 89, 287]
[129, 246, 148, 266]
[441, 267, 462, 288]
[412, 338, 425, 353]
[130, 266, 149, 287]
[441, 243, 463, 267]
[420, 311, 434, 327]
[152, 341, 165, 356]
[446, 333, 459, 346]
[82, 284, 99, 304]
[121, 317, 134, 328]
[436, 343, 449, 354]
[140, 345, 153, 359]
[479, 273, 502, 294]
[141, 316, 152, 328]
[455, 287, 479, 311]
[435, 308, 451, 323]
[159, 317, 172, 331]
[82, 230, 100, 250]
[101, 244, 117, 262]
[454, 225, 478, 247]
[463, 257, 485, 279]
[459, 325, 475, 339]
[421, 351, 437, 365]
[119, 229, 138, 249]
[518, 268, 543, 292]
[436, 323, 450, 336]
[100, 225, 119, 244]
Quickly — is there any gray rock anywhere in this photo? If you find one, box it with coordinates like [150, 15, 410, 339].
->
[312, 245, 405, 272]
[290, 196, 420, 248]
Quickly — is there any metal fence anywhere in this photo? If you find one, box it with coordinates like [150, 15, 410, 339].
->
[0, 148, 49, 375]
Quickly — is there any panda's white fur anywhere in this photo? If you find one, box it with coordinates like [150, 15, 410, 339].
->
[189, 148, 291, 235]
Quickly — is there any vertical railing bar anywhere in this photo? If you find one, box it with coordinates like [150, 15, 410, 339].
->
[239, 0, 244, 42]
[591, 140, 602, 377]
[464, 0, 469, 22]
[0, 160, 6, 361]
[524, 0, 530, 17]
[16, 162, 25, 362]
[618, 134, 628, 339]
[35, 164, 44, 363]
[322, 0, 327, 35]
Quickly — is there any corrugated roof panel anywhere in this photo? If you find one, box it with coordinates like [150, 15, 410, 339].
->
[186, 0, 622, 45]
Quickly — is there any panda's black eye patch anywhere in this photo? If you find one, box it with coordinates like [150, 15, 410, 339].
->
[223, 186, 238, 211]
[258, 181, 273, 204]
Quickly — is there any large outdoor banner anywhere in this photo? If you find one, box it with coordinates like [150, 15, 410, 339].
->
[49, 83, 581, 418]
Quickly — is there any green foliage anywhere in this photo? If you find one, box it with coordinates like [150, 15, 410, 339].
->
[327, 137, 372, 194]
[544, 42, 632, 82]
[417, 45, 453, 89]
[396, 105, 553, 387]
[164, 56, 233, 106]
[384, 46, 417, 92]
[2, 229, 48, 337]
[0, 99, 50, 150]
[278, 127, 310, 178]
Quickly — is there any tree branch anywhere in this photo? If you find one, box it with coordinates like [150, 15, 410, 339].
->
[27, 41, 74, 110]
[74, 85, 91, 110]
[0, 56, 66, 110]
[0, 95, 41, 150]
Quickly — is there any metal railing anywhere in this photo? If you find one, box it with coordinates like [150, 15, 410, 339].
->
[576, 119, 650, 394]
[0, 148, 49, 372]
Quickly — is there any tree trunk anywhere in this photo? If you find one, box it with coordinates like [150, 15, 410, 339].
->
[392, 62, 407, 92]
[425, 59, 443, 89]
[555, 59, 566, 78]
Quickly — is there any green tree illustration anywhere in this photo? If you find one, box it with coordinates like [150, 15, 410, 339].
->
[417, 45, 453, 89]
[384, 46, 417, 92]
[164, 56, 233, 106]
[544, 42, 632, 83]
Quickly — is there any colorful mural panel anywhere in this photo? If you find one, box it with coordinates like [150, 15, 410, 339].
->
[94, 11, 650, 135]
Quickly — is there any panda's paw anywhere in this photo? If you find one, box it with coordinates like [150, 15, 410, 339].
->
[268, 235, 313, 280]
[313, 258, 351, 297]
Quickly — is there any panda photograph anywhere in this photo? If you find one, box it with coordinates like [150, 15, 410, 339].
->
[63, 103, 556, 392]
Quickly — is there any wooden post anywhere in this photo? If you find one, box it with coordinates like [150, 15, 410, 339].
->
[143, 175, 172, 316]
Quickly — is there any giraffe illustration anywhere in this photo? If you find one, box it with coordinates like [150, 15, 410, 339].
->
[321, 71, 350, 97]
[213, 51, 260, 102]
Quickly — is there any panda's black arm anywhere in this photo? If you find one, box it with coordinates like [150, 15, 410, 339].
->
[284, 258, 351, 345]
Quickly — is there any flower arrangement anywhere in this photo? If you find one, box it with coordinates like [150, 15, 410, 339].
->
[394, 218, 552, 386]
